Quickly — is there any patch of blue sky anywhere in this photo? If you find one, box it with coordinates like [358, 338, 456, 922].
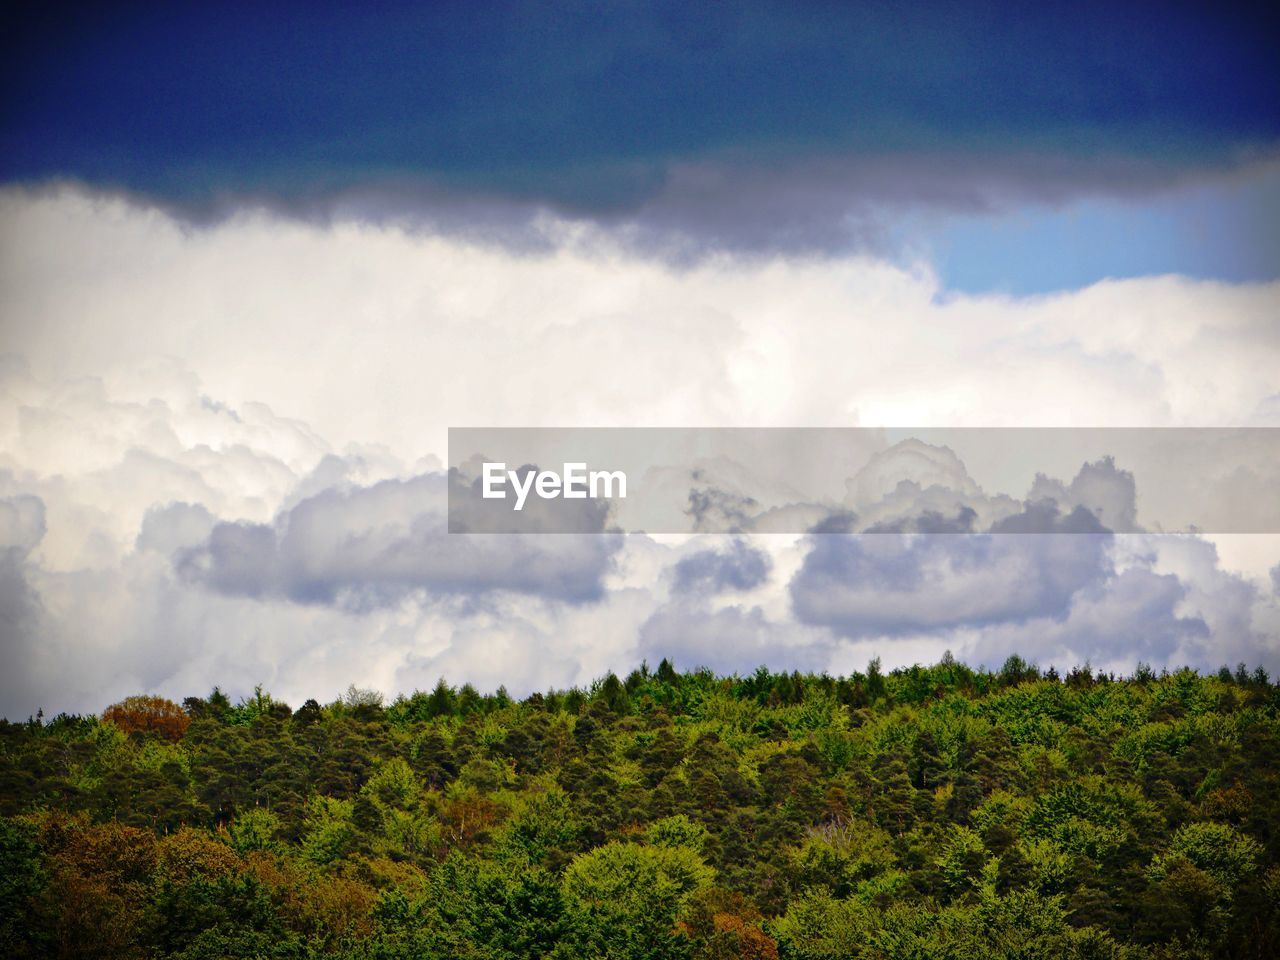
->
[901, 165, 1280, 296]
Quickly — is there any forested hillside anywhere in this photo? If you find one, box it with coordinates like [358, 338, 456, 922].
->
[2, 656, 1278, 959]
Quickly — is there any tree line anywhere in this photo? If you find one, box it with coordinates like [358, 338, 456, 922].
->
[1, 655, 1278, 959]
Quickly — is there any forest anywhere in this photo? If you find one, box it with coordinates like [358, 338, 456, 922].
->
[1, 655, 1278, 960]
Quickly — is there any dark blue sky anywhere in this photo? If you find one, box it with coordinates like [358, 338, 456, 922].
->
[5, 2, 1277, 201]
[2, 0, 1278, 281]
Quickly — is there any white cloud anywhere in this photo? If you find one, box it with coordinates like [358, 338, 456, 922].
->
[4, 188, 1280, 456]
[0, 186, 1278, 717]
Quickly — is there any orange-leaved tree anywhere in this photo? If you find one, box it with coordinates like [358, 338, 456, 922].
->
[102, 695, 191, 741]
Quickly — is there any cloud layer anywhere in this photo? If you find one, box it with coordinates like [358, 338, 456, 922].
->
[1, 190, 1278, 718]
[3, 3, 1278, 256]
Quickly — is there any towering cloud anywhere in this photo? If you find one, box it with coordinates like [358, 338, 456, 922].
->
[0, 98, 1277, 716]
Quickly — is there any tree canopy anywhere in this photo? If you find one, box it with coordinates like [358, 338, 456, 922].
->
[2, 656, 1278, 959]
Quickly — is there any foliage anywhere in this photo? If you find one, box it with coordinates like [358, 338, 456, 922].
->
[1, 657, 1279, 958]
[560, 841, 713, 960]
[102, 695, 191, 742]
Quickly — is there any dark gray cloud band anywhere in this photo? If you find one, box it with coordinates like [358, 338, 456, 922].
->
[3, 2, 1277, 252]
[176, 473, 620, 608]
[789, 532, 1112, 638]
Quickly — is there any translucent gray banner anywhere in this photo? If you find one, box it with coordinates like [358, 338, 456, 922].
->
[447, 428, 1280, 534]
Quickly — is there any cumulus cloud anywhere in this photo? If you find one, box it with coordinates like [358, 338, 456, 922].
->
[0, 493, 45, 644]
[843, 442, 1137, 534]
[670, 538, 771, 595]
[605, 435, 1277, 537]
[0, 190, 1277, 717]
[5, 190, 1280, 458]
[627, 443, 1137, 536]
[178, 473, 620, 607]
[1024, 457, 1137, 532]
[948, 533, 1280, 676]
[788, 525, 1280, 677]
[956, 564, 1213, 674]
[790, 532, 1113, 638]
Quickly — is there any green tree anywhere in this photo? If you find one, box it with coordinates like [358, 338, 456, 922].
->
[560, 842, 713, 960]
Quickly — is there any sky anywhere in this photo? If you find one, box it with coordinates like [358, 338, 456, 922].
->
[1, 1, 1278, 717]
